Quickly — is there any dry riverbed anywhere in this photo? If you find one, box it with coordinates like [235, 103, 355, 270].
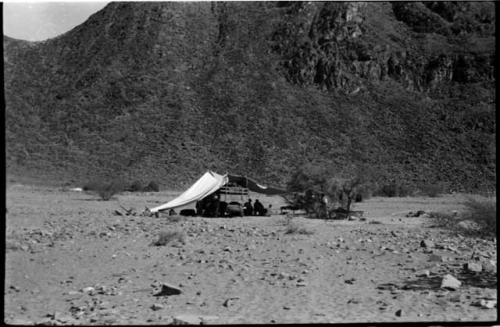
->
[5, 184, 497, 324]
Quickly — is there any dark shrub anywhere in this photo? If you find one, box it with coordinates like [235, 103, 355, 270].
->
[85, 179, 126, 200]
[419, 183, 444, 197]
[378, 183, 397, 197]
[285, 164, 372, 218]
[460, 197, 496, 237]
[82, 180, 101, 191]
[143, 181, 160, 192]
[428, 210, 457, 227]
[375, 182, 413, 197]
[129, 180, 143, 192]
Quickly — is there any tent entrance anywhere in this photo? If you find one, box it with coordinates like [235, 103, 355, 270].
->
[218, 183, 249, 203]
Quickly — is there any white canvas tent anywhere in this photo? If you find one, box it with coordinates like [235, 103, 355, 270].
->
[149, 171, 228, 213]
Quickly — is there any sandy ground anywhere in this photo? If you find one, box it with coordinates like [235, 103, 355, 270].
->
[5, 184, 497, 324]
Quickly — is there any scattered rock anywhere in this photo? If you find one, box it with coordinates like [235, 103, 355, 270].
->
[482, 260, 497, 273]
[420, 240, 434, 248]
[440, 274, 461, 290]
[406, 210, 426, 217]
[81, 287, 95, 293]
[457, 220, 481, 231]
[278, 272, 290, 280]
[154, 283, 182, 296]
[395, 309, 403, 317]
[463, 262, 482, 273]
[151, 303, 164, 311]
[9, 285, 20, 292]
[416, 270, 430, 277]
[296, 280, 307, 287]
[172, 314, 218, 325]
[223, 298, 239, 307]
[474, 299, 497, 309]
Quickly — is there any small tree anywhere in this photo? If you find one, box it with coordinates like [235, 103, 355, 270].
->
[328, 177, 365, 219]
[285, 164, 372, 219]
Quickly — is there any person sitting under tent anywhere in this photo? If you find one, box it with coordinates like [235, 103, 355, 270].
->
[195, 200, 204, 216]
[244, 199, 253, 216]
[204, 194, 221, 217]
[253, 199, 266, 216]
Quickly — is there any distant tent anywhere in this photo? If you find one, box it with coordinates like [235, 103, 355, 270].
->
[148, 170, 287, 213]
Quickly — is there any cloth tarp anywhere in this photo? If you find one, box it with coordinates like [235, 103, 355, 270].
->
[149, 171, 228, 213]
[227, 175, 287, 195]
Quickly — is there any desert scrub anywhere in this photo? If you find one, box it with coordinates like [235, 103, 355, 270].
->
[374, 182, 413, 197]
[167, 215, 185, 223]
[428, 210, 457, 228]
[152, 230, 185, 246]
[418, 183, 445, 197]
[84, 179, 126, 200]
[284, 220, 314, 235]
[459, 196, 496, 237]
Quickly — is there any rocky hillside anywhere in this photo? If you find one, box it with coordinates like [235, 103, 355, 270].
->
[4, 1, 496, 191]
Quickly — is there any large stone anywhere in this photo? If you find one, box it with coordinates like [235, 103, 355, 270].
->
[463, 262, 482, 273]
[151, 303, 164, 311]
[476, 299, 497, 309]
[420, 240, 434, 248]
[154, 283, 182, 296]
[457, 220, 481, 231]
[482, 260, 497, 273]
[415, 270, 430, 277]
[441, 274, 461, 290]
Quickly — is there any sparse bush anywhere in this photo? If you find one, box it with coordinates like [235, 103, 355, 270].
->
[129, 180, 143, 192]
[428, 210, 457, 227]
[82, 180, 101, 191]
[284, 221, 314, 235]
[152, 230, 185, 246]
[418, 183, 444, 197]
[285, 164, 372, 219]
[85, 179, 126, 200]
[167, 215, 184, 223]
[143, 180, 160, 192]
[374, 182, 413, 197]
[460, 196, 496, 237]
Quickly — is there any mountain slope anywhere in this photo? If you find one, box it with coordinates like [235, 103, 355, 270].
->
[4, 2, 496, 191]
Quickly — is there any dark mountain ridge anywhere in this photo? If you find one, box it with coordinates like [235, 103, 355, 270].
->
[4, 1, 496, 191]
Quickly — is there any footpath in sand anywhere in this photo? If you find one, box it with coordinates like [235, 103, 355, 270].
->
[5, 185, 497, 324]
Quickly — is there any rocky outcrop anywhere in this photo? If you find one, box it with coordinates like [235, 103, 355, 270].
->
[3, 2, 496, 191]
[271, 2, 495, 92]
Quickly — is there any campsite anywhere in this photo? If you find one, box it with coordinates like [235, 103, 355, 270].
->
[5, 180, 497, 324]
[4, 1, 496, 325]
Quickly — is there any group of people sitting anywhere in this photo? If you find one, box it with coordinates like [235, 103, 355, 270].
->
[194, 194, 271, 217]
[243, 198, 269, 216]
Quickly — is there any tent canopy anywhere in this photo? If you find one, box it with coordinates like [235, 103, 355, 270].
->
[227, 174, 287, 195]
[149, 170, 287, 213]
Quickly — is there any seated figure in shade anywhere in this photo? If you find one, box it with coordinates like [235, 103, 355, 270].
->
[253, 199, 266, 216]
[243, 199, 253, 216]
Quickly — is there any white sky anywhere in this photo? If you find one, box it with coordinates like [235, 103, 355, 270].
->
[3, 2, 109, 41]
